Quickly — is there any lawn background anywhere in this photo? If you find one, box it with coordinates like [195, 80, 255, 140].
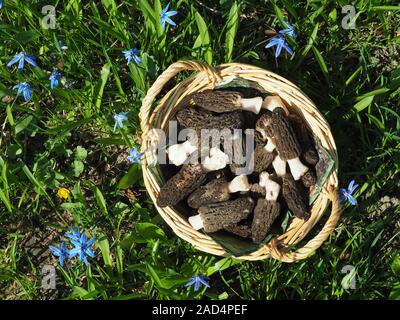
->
[0, 0, 399, 299]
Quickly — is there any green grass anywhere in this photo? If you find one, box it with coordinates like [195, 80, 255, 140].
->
[0, 0, 399, 300]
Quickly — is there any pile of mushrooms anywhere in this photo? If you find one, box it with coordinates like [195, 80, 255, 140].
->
[157, 89, 319, 244]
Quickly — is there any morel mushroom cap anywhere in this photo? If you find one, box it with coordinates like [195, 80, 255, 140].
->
[187, 175, 250, 209]
[251, 199, 281, 244]
[250, 183, 266, 197]
[157, 164, 207, 208]
[192, 89, 263, 114]
[189, 197, 255, 233]
[270, 107, 302, 160]
[167, 140, 198, 166]
[258, 108, 310, 180]
[289, 113, 319, 165]
[282, 173, 310, 220]
[301, 169, 317, 188]
[187, 178, 230, 209]
[259, 172, 281, 201]
[255, 110, 274, 141]
[261, 95, 289, 115]
[253, 144, 275, 173]
[224, 224, 252, 238]
[176, 108, 244, 136]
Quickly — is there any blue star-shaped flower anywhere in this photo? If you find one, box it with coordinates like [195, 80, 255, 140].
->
[69, 232, 97, 266]
[279, 19, 296, 39]
[185, 275, 210, 292]
[160, 2, 178, 30]
[127, 147, 144, 164]
[113, 112, 128, 132]
[7, 52, 37, 71]
[49, 242, 70, 267]
[13, 81, 33, 101]
[65, 226, 82, 242]
[49, 71, 62, 89]
[340, 180, 359, 206]
[122, 48, 142, 65]
[0, 0, 4, 10]
[265, 34, 293, 58]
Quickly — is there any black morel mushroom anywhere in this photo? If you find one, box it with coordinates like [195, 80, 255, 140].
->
[250, 183, 267, 197]
[288, 113, 319, 165]
[251, 172, 282, 243]
[158, 147, 231, 208]
[189, 197, 255, 233]
[282, 173, 310, 220]
[176, 108, 244, 136]
[157, 164, 207, 208]
[256, 108, 310, 180]
[187, 175, 250, 209]
[192, 89, 263, 114]
[301, 169, 317, 188]
[253, 143, 275, 173]
[224, 224, 252, 238]
[252, 199, 280, 243]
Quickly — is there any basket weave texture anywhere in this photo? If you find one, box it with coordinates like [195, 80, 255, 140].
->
[139, 60, 341, 262]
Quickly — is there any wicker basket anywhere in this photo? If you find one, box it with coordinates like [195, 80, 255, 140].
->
[139, 60, 340, 262]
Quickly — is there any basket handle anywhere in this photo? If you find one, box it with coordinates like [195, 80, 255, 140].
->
[268, 186, 341, 262]
[139, 60, 221, 134]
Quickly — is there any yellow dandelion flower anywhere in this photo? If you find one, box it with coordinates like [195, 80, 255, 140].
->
[57, 187, 70, 200]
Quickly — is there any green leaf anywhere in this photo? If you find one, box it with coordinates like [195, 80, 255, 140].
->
[93, 63, 111, 110]
[14, 115, 33, 135]
[353, 95, 374, 112]
[312, 45, 329, 82]
[207, 257, 241, 276]
[389, 283, 400, 300]
[94, 187, 109, 217]
[73, 160, 84, 177]
[391, 254, 400, 275]
[225, 1, 239, 62]
[75, 146, 88, 161]
[117, 164, 141, 189]
[97, 236, 112, 268]
[15, 30, 39, 44]
[193, 11, 213, 64]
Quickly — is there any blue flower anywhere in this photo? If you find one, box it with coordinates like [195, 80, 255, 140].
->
[113, 112, 128, 132]
[65, 226, 82, 242]
[265, 34, 293, 58]
[127, 147, 144, 164]
[185, 275, 210, 291]
[13, 81, 33, 101]
[7, 52, 37, 71]
[49, 242, 71, 267]
[69, 232, 97, 266]
[0, 0, 4, 10]
[340, 180, 359, 206]
[49, 71, 62, 89]
[123, 48, 142, 65]
[160, 2, 178, 30]
[279, 19, 296, 39]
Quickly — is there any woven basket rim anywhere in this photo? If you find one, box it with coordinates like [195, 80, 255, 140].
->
[139, 60, 341, 262]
